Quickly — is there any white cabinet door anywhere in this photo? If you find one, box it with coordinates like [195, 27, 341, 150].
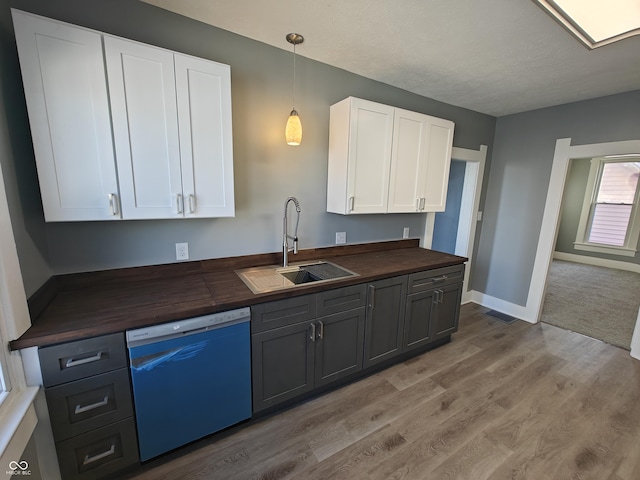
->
[348, 98, 395, 214]
[327, 97, 394, 214]
[388, 110, 455, 213]
[12, 10, 119, 221]
[388, 108, 429, 213]
[422, 116, 454, 212]
[105, 36, 183, 219]
[175, 54, 234, 218]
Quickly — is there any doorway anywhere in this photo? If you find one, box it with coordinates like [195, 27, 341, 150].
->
[425, 145, 487, 304]
[524, 138, 640, 358]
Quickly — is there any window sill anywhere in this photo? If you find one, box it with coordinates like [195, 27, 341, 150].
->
[573, 242, 638, 257]
[0, 386, 39, 468]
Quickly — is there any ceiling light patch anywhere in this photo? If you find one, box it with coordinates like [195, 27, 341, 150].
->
[533, 0, 640, 49]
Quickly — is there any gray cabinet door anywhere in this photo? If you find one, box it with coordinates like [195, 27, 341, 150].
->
[315, 308, 365, 387]
[432, 283, 462, 340]
[251, 322, 315, 412]
[363, 276, 407, 368]
[403, 290, 436, 352]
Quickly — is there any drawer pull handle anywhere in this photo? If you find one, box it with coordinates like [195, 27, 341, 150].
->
[74, 396, 109, 415]
[317, 321, 324, 340]
[65, 352, 103, 368]
[188, 194, 196, 214]
[432, 275, 448, 283]
[348, 196, 355, 212]
[310, 323, 316, 342]
[83, 444, 115, 466]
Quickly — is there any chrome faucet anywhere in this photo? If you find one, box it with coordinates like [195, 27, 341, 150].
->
[283, 197, 301, 267]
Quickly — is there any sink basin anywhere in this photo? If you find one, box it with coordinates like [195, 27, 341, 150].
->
[236, 260, 358, 294]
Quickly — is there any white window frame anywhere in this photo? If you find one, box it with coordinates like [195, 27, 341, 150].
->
[0, 163, 39, 466]
[574, 156, 640, 257]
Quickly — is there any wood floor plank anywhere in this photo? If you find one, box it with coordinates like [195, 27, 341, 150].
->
[125, 304, 640, 480]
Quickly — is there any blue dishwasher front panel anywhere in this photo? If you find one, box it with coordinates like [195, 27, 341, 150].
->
[128, 321, 251, 461]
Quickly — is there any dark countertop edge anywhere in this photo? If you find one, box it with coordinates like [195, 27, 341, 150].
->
[12, 239, 467, 350]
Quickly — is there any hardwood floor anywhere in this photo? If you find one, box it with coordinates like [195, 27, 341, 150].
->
[124, 303, 640, 480]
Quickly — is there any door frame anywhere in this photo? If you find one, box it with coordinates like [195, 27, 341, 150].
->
[423, 144, 487, 304]
[524, 138, 640, 358]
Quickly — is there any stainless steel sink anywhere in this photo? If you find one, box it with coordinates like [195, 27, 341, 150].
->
[236, 260, 358, 294]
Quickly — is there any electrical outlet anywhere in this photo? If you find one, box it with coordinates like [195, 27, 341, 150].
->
[336, 232, 346, 244]
[175, 243, 189, 261]
[403, 227, 410, 239]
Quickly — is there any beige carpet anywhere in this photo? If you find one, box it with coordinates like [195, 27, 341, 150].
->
[541, 260, 640, 350]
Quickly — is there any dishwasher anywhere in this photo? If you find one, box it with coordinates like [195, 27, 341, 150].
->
[126, 307, 251, 461]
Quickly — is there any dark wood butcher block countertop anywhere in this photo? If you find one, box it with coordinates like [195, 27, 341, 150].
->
[11, 239, 466, 350]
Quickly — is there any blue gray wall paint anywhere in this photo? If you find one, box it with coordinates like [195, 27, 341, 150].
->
[432, 160, 466, 254]
[1, 0, 496, 296]
[474, 90, 640, 306]
[555, 157, 640, 265]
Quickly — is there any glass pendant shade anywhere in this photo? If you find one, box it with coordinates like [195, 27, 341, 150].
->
[285, 109, 302, 146]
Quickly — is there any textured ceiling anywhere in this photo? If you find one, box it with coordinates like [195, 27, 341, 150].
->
[140, 0, 640, 117]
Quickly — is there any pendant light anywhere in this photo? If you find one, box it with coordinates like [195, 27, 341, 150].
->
[285, 33, 304, 146]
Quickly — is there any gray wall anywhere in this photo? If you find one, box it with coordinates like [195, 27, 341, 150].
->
[555, 157, 640, 265]
[0, 0, 52, 295]
[2, 0, 496, 296]
[474, 90, 640, 306]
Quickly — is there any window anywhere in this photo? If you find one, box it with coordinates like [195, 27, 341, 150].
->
[575, 156, 640, 256]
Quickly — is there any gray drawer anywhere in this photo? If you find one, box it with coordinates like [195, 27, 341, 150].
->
[408, 264, 465, 294]
[39, 333, 127, 387]
[316, 284, 367, 317]
[46, 368, 133, 442]
[251, 294, 316, 333]
[56, 418, 138, 480]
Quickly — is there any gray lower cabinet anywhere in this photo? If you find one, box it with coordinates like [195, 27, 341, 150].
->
[404, 265, 465, 351]
[314, 308, 365, 387]
[363, 276, 408, 368]
[251, 321, 315, 411]
[38, 333, 138, 479]
[251, 285, 366, 412]
[251, 265, 464, 412]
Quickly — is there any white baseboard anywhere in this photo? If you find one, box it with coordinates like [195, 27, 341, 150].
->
[468, 290, 534, 323]
[553, 251, 640, 274]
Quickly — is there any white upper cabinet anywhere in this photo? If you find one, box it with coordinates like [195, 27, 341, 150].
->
[12, 10, 235, 222]
[12, 10, 120, 221]
[327, 97, 395, 214]
[327, 97, 454, 215]
[175, 54, 234, 217]
[105, 36, 183, 219]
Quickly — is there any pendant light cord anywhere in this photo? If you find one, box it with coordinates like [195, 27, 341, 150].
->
[292, 42, 296, 110]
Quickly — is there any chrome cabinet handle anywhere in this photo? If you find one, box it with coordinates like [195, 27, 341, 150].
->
[177, 194, 183, 214]
[188, 194, 195, 214]
[317, 321, 324, 340]
[348, 196, 355, 212]
[65, 351, 103, 368]
[433, 290, 439, 304]
[368, 284, 375, 309]
[416, 198, 420, 211]
[420, 197, 426, 210]
[310, 323, 316, 342]
[74, 396, 109, 415]
[83, 444, 115, 465]
[108, 193, 119, 216]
